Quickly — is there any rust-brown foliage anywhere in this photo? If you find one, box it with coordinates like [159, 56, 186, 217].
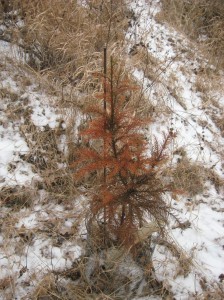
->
[73, 62, 174, 247]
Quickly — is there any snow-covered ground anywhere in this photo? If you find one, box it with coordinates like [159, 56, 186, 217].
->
[128, 0, 224, 298]
[0, 0, 223, 299]
[0, 42, 83, 298]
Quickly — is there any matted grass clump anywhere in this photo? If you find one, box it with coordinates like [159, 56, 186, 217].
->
[172, 159, 206, 197]
[0, 185, 34, 209]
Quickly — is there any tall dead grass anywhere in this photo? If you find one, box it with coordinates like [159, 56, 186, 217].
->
[5, 0, 130, 84]
[159, 0, 224, 68]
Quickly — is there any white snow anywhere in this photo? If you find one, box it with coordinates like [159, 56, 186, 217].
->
[127, 0, 224, 298]
[0, 0, 224, 298]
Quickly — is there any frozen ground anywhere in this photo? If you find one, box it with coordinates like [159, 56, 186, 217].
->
[128, 0, 224, 298]
[0, 0, 224, 299]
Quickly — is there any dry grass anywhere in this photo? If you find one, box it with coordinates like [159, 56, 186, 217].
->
[0, 196, 84, 298]
[0, 276, 15, 300]
[196, 277, 224, 300]
[194, 64, 224, 97]
[206, 168, 224, 194]
[32, 273, 63, 300]
[19, 114, 79, 203]
[0, 87, 18, 102]
[170, 152, 224, 198]
[0, 185, 34, 209]
[129, 51, 172, 117]
[0, 1, 223, 299]
[171, 157, 206, 197]
[156, 236, 193, 278]
[211, 114, 224, 137]
[5, 0, 130, 83]
[1, 0, 155, 115]
[193, 65, 224, 137]
[159, 0, 224, 68]
[0, 276, 13, 291]
[130, 44, 162, 83]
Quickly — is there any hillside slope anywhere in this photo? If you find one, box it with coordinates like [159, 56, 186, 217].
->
[0, 0, 223, 299]
[128, 1, 224, 298]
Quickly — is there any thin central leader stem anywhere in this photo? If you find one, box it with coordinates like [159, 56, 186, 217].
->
[103, 47, 107, 182]
[103, 47, 107, 245]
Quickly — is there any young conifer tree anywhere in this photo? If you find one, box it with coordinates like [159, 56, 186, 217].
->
[73, 59, 174, 247]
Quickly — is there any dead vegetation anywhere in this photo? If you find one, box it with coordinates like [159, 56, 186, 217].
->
[170, 151, 223, 198]
[0, 0, 223, 299]
[0, 185, 34, 208]
[159, 0, 224, 68]
[156, 236, 193, 278]
[19, 113, 79, 202]
[171, 158, 206, 197]
[197, 278, 224, 300]
[1, 0, 131, 83]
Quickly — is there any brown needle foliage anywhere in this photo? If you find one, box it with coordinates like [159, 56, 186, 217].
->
[73, 61, 175, 248]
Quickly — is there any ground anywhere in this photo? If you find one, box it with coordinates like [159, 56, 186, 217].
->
[0, 0, 224, 299]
